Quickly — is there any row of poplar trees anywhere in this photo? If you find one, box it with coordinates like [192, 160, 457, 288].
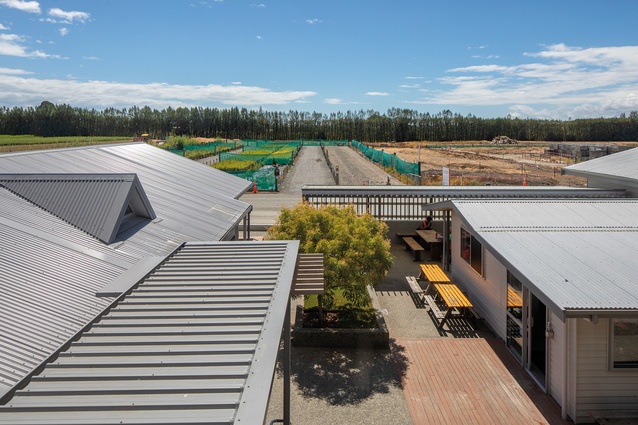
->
[2, 101, 638, 142]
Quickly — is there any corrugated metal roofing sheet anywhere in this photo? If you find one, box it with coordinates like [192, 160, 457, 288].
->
[564, 147, 638, 181]
[0, 241, 299, 425]
[450, 199, 638, 317]
[0, 143, 252, 242]
[0, 173, 155, 244]
[0, 144, 253, 402]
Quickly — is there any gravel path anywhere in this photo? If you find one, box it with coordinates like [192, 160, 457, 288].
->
[240, 145, 404, 226]
[325, 147, 404, 186]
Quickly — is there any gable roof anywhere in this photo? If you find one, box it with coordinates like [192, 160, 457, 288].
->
[0, 173, 155, 244]
[0, 241, 300, 424]
[564, 147, 638, 183]
[0, 142, 253, 242]
[0, 143, 254, 401]
[447, 199, 638, 320]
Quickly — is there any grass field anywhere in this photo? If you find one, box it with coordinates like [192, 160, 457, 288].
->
[0, 135, 130, 153]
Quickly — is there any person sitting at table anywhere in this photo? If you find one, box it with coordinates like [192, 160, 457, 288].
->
[417, 215, 432, 230]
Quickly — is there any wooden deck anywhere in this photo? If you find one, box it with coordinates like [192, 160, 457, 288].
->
[398, 338, 573, 425]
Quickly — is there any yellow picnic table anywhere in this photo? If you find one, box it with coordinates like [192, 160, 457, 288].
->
[507, 287, 523, 308]
[433, 283, 473, 328]
[418, 264, 450, 293]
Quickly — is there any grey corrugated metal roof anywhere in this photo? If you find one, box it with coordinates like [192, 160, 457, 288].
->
[564, 147, 638, 182]
[0, 173, 155, 244]
[0, 144, 253, 401]
[0, 240, 299, 425]
[449, 199, 638, 319]
[0, 143, 252, 241]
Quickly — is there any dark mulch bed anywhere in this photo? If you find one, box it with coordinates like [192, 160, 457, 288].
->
[302, 309, 377, 329]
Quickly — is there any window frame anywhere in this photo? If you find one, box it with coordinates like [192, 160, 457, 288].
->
[610, 318, 638, 370]
[460, 227, 482, 276]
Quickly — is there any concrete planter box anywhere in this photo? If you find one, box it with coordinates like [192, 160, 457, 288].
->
[291, 286, 390, 349]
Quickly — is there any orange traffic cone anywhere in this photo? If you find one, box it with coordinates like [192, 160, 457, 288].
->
[253, 180, 257, 193]
[522, 175, 527, 186]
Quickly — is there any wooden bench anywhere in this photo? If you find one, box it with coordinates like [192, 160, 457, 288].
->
[396, 232, 417, 244]
[423, 295, 446, 320]
[402, 237, 425, 261]
[405, 276, 424, 303]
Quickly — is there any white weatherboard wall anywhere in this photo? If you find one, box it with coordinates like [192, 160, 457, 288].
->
[451, 213, 574, 421]
[548, 313, 565, 408]
[576, 318, 638, 423]
[450, 214, 507, 340]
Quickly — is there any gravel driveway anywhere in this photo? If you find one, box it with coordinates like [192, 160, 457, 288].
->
[240, 145, 403, 226]
[325, 147, 404, 186]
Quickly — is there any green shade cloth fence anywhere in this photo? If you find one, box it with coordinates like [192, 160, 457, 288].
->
[352, 140, 419, 176]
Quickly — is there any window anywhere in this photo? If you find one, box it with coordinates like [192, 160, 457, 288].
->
[612, 319, 638, 369]
[506, 271, 523, 361]
[460, 227, 482, 275]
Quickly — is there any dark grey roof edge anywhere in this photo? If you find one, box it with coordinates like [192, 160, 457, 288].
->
[96, 254, 170, 297]
[234, 239, 300, 424]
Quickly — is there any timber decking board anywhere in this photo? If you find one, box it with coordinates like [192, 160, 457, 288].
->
[398, 338, 573, 425]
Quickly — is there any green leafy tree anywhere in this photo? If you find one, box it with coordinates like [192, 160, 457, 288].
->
[267, 203, 394, 314]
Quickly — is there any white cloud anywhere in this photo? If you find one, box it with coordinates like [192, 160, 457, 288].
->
[0, 67, 33, 75]
[82, 55, 99, 60]
[0, 23, 9, 30]
[0, 75, 318, 109]
[0, 33, 60, 57]
[251, 3, 265, 8]
[415, 44, 638, 119]
[190, 1, 212, 8]
[365, 92, 389, 96]
[47, 8, 90, 24]
[306, 18, 322, 24]
[59, 27, 68, 36]
[256, 35, 263, 40]
[324, 98, 342, 104]
[399, 84, 420, 89]
[405, 76, 423, 80]
[0, 0, 40, 14]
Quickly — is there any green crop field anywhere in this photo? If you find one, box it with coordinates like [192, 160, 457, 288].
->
[0, 135, 130, 153]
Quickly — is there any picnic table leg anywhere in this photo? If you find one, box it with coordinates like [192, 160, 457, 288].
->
[438, 308, 452, 328]
[414, 251, 421, 261]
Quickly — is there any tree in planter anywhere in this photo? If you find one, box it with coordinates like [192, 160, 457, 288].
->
[266, 202, 394, 319]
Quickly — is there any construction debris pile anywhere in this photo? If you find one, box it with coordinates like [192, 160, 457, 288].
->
[491, 136, 518, 144]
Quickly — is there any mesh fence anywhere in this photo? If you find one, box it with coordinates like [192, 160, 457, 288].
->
[301, 139, 349, 147]
[166, 141, 239, 160]
[228, 167, 278, 191]
[352, 140, 419, 176]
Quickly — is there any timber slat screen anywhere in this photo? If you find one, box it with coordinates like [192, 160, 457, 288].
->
[301, 186, 625, 221]
[302, 193, 447, 220]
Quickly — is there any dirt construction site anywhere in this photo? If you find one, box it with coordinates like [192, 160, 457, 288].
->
[374, 141, 591, 187]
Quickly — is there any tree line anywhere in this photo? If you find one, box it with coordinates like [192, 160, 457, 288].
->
[1, 101, 638, 142]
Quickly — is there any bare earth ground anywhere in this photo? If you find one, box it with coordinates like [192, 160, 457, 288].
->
[373, 141, 590, 186]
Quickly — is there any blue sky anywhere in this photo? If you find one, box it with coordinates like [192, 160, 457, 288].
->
[1, 0, 638, 119]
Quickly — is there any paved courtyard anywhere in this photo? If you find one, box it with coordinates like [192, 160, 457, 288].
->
[245, 146, 571, 424]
